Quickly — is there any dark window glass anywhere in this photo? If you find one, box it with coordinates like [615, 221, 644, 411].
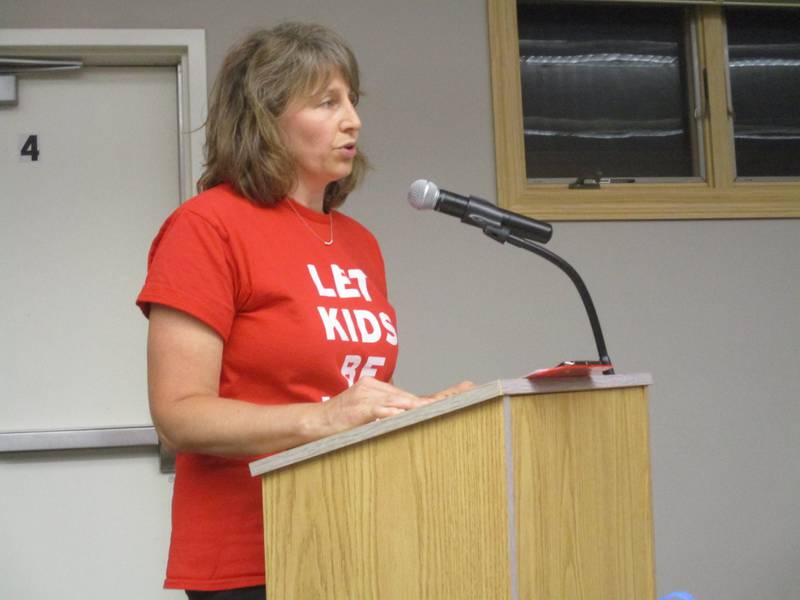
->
[726, 8, 800, 178]
[517, 3, 699, 180]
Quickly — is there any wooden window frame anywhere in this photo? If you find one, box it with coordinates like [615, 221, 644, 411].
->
[488, 0, 800, 220]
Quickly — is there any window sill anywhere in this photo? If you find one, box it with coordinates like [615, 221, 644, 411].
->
[506, 182, 800, 221]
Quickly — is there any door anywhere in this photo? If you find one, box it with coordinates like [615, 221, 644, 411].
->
[1, 63, 184, 598]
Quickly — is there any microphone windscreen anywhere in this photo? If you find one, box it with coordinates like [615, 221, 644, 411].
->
[407, 179, 439, 210]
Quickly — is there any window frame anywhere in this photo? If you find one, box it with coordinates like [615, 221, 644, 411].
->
[488, 0, 800, 220]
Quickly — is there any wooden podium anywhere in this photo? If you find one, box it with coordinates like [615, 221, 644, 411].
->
[249, 374, 655, 599]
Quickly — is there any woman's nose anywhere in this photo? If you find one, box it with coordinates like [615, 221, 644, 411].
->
[342, 100, 362, 131]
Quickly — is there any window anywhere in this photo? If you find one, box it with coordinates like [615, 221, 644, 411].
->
[725, 8, 800, 179]
[519, 3, 701, 181]
[489, 0, 800, 220]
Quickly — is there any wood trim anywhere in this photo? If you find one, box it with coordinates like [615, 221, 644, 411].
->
[510, 183, 800, 220]
[701, 6, 737, 187]
[488, 0, 526, 213]
[488, 0, 800, 220]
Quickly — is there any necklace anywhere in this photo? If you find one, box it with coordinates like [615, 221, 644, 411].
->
[286, 199, 334, 246]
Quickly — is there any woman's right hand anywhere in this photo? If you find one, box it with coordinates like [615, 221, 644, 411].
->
[318, 377, 429, 435]
[148, 304, 429, 454]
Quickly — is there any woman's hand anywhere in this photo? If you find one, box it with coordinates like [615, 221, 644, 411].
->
[318, 377, 428, 435]
[423, 380, 476, 402]
[148, 304, 474, 455]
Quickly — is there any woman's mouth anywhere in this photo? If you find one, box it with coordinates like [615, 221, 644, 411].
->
[338, 143, 357, 157]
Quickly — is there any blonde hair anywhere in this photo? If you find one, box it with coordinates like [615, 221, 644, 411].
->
[198, 23, 367, 211]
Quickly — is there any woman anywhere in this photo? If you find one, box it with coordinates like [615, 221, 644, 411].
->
[137, 23, 468, 598]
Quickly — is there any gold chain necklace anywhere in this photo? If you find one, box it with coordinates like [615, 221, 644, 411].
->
[286, 199, 334, 246]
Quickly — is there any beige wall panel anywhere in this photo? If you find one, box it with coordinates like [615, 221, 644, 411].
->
[262, 399, 510, 600]
[512, 388, 655, 600]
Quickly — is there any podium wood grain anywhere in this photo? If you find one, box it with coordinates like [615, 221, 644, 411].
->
[262, 399, 511, 599]
[513, 387, 655, 600]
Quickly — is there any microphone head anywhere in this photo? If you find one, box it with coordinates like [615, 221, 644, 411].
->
[407, 179, 440, 210]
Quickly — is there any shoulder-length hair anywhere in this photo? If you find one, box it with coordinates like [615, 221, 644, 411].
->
[198, 23, 367, 211]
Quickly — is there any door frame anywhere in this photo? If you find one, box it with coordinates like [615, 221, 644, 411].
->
[0, 28, 207, 201]
[0, 30, 205, 460]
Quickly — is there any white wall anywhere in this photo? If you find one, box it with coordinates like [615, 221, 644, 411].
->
[3, 2, 799, 599]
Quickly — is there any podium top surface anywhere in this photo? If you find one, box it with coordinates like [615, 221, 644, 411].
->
[249, 373, 652, 478]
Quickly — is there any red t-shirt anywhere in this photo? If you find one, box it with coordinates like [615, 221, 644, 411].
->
[136, 183, 398, 590]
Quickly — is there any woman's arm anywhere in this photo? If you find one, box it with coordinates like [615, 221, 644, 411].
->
[147, 304, 426, 457]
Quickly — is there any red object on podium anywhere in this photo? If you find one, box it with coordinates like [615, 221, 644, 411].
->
[527, 361, 614, 379]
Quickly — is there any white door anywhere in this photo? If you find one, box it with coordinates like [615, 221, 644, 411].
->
[0, 65, 184, 598]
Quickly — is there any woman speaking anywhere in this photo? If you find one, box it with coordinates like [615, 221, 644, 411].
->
[137, 22, 468, 598]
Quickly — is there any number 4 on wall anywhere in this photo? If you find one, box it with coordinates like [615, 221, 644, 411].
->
[19, 134, 40, 162]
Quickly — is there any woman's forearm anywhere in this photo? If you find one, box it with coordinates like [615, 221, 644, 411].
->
[151, 393, 329, 457]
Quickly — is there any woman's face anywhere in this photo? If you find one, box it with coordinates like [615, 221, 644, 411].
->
[279, 72, 362, 199]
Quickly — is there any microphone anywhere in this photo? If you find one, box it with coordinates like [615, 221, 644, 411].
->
[407, 178, 612, 370]
[407, 179, 553, 244]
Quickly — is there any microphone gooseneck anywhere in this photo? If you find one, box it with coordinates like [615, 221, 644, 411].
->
[407, 178, 612, 371]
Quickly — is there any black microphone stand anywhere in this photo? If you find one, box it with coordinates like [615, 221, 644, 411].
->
[474, 217, 614, 374]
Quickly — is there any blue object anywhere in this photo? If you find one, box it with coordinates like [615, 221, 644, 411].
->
[659, 593, 696, 600]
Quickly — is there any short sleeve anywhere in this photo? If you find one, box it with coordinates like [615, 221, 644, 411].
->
[136, 209, 238, 341]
